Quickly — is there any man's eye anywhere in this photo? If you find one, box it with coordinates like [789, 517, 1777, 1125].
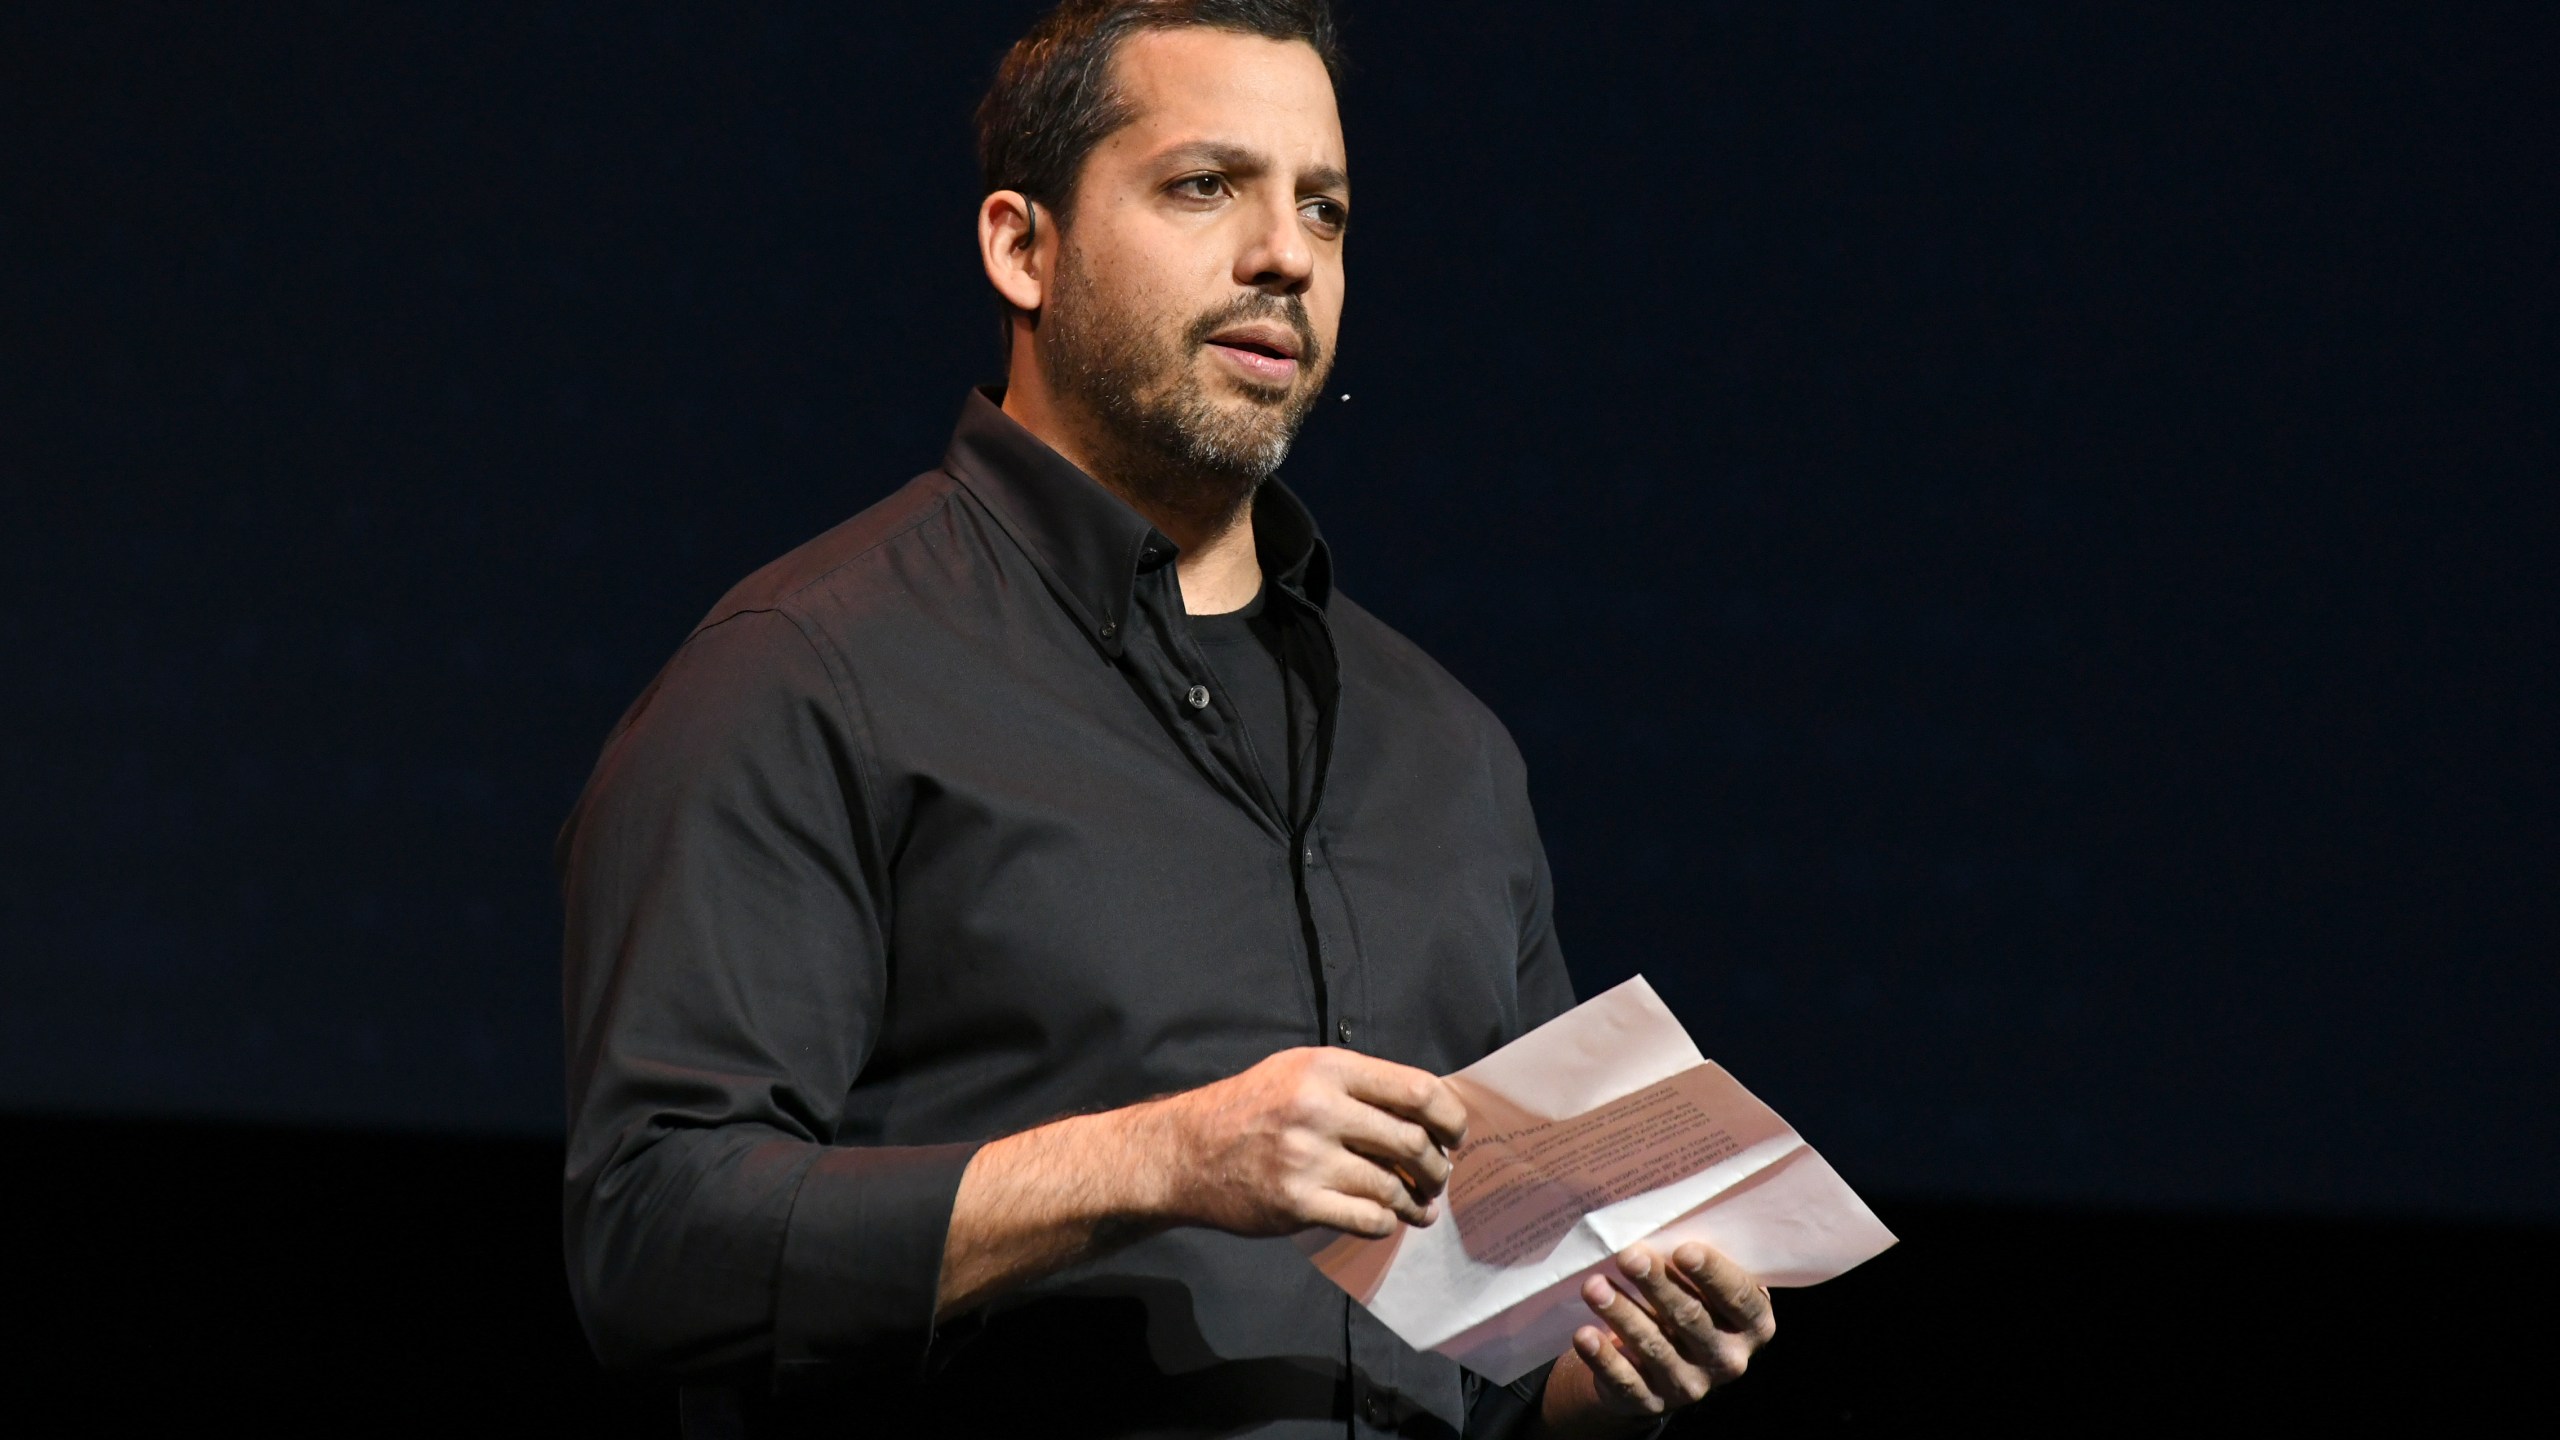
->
[1302, 199, 1348, 233]
[1175, 174, 1225, 200]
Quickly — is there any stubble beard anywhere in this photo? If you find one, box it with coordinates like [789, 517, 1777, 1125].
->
[1035, 239, 1331, 535]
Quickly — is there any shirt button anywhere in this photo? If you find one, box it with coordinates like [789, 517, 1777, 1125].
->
[1302, 844, 1318, 867]
[1185, 683, 1211, 709]
[1362, 1392, 1391, 1424]
[1336, 1019, 1353, 1045]
[1099, 620, 1117, 640]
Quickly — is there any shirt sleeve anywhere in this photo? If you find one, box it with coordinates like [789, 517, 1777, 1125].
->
[558, 605, 980, 1379]
[1492, 723, 1579, 1032]
[1464, 1362, 1665, 1440]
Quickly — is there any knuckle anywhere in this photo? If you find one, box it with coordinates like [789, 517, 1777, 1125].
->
[1288, 1079, 1329, 1121]
[1674, 1372, 1711, 1405]
[1709, 1340, 1752, 1382]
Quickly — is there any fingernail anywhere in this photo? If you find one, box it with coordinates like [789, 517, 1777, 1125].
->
[1618, 1249, 1650, 1278]
[1676, 1244, 1708, 1273]
[1575, 1329, 1602, 1357]
[1584, 1276, 1614, 1306]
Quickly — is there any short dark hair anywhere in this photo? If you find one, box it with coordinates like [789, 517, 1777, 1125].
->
[976, 0, 1343, 222]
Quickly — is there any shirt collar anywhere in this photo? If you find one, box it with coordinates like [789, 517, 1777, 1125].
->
[940, 387, 1333, 658]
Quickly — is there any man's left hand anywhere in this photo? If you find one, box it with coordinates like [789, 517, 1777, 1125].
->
[1539, 1241, 1776, 1433]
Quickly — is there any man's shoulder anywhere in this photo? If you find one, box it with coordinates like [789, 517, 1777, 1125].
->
[1324, 591, 1520, 758]
[689, 468, 970, 638]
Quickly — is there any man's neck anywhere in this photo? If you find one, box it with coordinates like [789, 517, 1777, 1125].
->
[1162, 506, 1262, 616]
[1001, 368, 1264, 617]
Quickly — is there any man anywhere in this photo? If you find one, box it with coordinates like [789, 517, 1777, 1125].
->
[559, 2, 1776, 1434]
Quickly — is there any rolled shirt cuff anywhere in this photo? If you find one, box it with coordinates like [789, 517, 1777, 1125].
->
[771, 1139, 984, 1375]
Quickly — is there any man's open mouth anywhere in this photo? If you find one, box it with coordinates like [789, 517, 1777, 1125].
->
[1204, 325, 1303, 383]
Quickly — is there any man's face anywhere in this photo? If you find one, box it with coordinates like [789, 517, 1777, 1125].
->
[1035, 28, 1347, 503]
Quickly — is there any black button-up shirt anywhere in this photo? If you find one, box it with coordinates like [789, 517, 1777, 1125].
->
[560, 390, 1578, 1437]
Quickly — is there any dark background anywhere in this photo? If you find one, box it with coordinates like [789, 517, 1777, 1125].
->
[8, 1, 2555, 1430]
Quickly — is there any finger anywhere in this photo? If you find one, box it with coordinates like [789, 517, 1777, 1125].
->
[1343, 1137, 1447, 1208]
[1319, 1146, 1436, 1228]
[1573, 1326, 1663, 1417]
[1616, 1247, 1721, 1363]
[1583, 1273, 1712, 1408]
[1671, 1241, 1777, 1343]
[1299, 1187, 1400, 1240]
[1333, 1055, 1469, 1150]
[1330, 1101, 1452, 1197]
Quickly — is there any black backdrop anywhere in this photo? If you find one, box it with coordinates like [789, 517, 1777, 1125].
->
[8, 4, 2559, 1422]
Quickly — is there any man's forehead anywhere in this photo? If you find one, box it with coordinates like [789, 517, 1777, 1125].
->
[1104, 27, 1346, 178]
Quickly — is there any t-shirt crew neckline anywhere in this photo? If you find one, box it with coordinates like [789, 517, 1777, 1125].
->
[1185, 583, 1268, 637]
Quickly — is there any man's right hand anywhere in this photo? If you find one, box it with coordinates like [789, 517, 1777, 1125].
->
[1135, 1047, 1472, 1239]
[937, 1047, 1470, 1320]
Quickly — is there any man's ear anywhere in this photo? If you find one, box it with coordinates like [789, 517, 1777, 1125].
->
[977, 190, 1046, 313]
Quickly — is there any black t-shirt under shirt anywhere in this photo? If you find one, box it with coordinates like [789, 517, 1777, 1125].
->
[1187, 585, 1294, 819]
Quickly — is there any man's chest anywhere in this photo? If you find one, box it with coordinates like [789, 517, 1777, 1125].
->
[849, 620, 1532, 1131]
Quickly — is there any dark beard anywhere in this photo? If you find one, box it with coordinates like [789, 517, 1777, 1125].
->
[1035, 242, 1330, 534]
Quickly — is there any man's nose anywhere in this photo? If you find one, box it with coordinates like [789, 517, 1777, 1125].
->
[1234, 191, 1313, 294]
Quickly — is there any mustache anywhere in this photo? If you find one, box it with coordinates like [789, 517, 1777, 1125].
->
[1184, 293, 1322, 372]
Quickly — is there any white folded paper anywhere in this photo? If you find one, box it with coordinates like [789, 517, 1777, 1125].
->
[1301, 976, 1896, 1383]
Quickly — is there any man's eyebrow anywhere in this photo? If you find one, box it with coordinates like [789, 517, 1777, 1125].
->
[1156, 140, 1269, 178]
[1155, 141, 1349, 195]
[1300, 163, 1350, 197]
